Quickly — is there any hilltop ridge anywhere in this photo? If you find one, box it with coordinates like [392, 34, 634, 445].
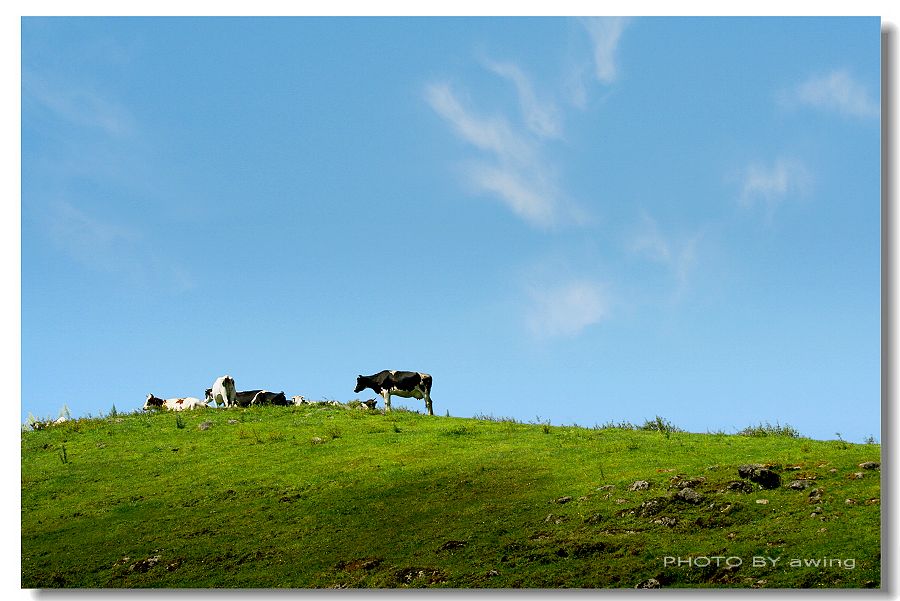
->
[21, 405, 881, 588]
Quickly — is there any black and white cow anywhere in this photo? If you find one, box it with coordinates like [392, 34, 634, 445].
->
[354, 370, 434, 415]
[251, 390, 288, 406]
[208, 375, 236, 408]
[229, 390, 264, 408]
[144, 394, 207, 411]
[204, 387, 289, 407]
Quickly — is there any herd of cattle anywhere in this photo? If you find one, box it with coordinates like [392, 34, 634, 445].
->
[143, 370, 435, 416]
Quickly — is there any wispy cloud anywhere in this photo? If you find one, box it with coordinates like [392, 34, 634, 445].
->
[482, 59, 562, 139]
[23, 70, 136, 137]
[563, 62, 590, 109]
[426, 19, 635, 228]
[425, 82, 534, 165]
[581, 17, 631, 85]
[47, 201, 140, 272]
[738, 157, 812, 219]
[780, 69, 879, 119]
[46, 201, 195, 292]
[526, 279, 609, 339]
[629, 211, 699, 297]
[465, 163, 561, 226]
[425, 81, 580, 229]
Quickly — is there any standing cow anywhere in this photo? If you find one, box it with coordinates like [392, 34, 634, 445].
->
[209, 375, 236, 408]
[354, 370, 434, 415]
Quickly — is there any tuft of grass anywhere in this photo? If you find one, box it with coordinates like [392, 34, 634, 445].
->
[442, 425, 471, 436]
[473, 413, 520, 424]
[640, 416, 682, 439]
[594, 419, 638, 431]
[737, 421, 801, 438]
[175, 414, 186, 429]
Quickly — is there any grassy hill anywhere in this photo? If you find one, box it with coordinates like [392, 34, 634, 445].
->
[21, 404, 881, 588]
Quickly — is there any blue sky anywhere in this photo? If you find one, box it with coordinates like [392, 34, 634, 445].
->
[20, 17, 881, 441]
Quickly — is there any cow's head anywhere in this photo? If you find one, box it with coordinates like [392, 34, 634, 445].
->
[354, 375, 369, 394]
[144, 394, 165, 410]
[204, 388, 213, 401]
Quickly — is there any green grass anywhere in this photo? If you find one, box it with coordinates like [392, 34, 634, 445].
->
[21, 406, 881, 588]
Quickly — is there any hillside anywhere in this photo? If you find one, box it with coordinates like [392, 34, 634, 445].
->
[21, 404, 881, 588]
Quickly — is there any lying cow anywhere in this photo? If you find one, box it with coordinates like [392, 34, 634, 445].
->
[251, 390, 288, 406]
[208, 375, 236, 408]
[354, 370, 434, 415]
[144, 394, 207, 411]
[203, 388, 288, 407]
[229, 389, 263, 408]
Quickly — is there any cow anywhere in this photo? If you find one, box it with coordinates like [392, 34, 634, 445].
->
[144, 394, 207, 411]
[229, 389, 263, 408]
[171, 397, 206, 411]
[291, 395, 308, 405]
[204, 387, 288, 408]
[354, 370, 434, 415]
[209, 375, 237, 408]
[250, 390, 288, 406]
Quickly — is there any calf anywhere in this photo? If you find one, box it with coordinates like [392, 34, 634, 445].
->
[354, 370, 434, 415]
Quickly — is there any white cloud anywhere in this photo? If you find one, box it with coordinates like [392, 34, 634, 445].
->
[581, 17, 630, 85]
[782, 69, 879, 119]
[425, 82, 579, 229]
[48, 201, 139, 272]
[629, 211, 699, 296]
[482, 59, 562, 139]
[45, 201, 195, 292]
[563, 62, 590, 110]
[526, 279, 609, 339]
[425, 82, 534, 165]
[738, 157, 812, 218]
[466, 163, 559, 226]
[23, 70, 135, 137]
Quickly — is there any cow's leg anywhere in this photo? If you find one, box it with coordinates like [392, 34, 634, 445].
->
[382, 390, 391, 412]
[425, 391, 433, 416]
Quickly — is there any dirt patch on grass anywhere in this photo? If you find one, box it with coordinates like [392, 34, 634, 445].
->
[395, 566, 447, 585]
[338, 557, 382, 572]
